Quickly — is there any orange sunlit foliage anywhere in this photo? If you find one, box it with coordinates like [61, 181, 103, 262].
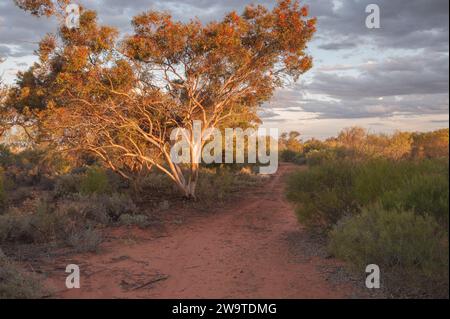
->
[280, 127, 449, 163]
[7, 0, 316, 198]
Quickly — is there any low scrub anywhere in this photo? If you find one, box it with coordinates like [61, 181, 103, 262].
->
[85, 193, 138, 223]
[65, 226, 103, 253]
[287, 159, 449, 231]
[79, 166, 111, 195]
[0, 197, 104, 252]
[54, 174, 83, 197]
[0, 171, 5, 212]
[0, 191, 141, 246]
[0, 201, 71, 244]
[137, 166, 260, 202]
[54, 166, 121, 198]
[329, 205, 449, 297]
[0, 249, 44, 299]
[286, 161, 359, 230]
[119, 214, 150, 228]
[196, 167, 261, 202]
[286, 157, 449, 297]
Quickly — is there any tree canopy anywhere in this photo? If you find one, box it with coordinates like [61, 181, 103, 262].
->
[7, 0, 317, 198]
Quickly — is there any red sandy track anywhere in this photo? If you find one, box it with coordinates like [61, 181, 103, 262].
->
[43, 163, 356, 299]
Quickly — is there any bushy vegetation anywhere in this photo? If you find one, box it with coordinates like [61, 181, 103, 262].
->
[0, 170, 5, 212]
[329, 206, 448, 297]
[79, 166, 111, 195]
[280, 127, 449, 165]
[196, 167, 261, 203]
[286, 127, 449, 297]
[288, 158, 449, 231]
[0, 249, 44, 299]
[4, 0, 316, 200]
[0, 141, 261, 252]
[353, 159, 449, 226]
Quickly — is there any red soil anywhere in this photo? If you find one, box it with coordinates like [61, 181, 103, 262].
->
[41, 163, 357, 299]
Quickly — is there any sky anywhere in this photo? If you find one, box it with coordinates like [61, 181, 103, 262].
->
[0, 0, 449, 139]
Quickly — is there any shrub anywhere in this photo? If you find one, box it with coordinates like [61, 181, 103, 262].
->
[382, 173, 449, 226]
[280, 150, 306, 165]
[72, 193, 138, 223]
[352, 159, 414, 205]
[0, 200, 68, 244]
[138, 172, 174, 194]
[329, 205, 449, 296]
[0, 197, 103, 245]
[54, 174, 83, 197]
[353, 159, 449, 226]
[0, 250, 44, 299]
[196, 168, 234, 202]
[195, 167, 259, 202]
[98, 193, 138, 222]
[0, 171, 5, 212]
[80, 166, 111, 195]
[305, 149, 337, 166]
[280, 150, 299, 162]
[119, 214, 150, 228]
[287, 158, 449, 232]
[0, 144, 13, 167]
[286, 161, 359, 230]
[0, 210, 39, 244]
[65, 226, 103, 253]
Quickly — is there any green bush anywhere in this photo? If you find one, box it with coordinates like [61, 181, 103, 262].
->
[0, 192, 137, 245]
[287, 158, 449, 231]
[329, 205, 449, 296]
[95, 193, 138, 222]
[382, 173, 449, 226]
[196, 168, 234, 202]
[286, 161, 359, 230]
[353, 159, 449, 226]
[352, 159, 409, 205]
[80, 166, 111, 195]
[55, 167, 120, 197]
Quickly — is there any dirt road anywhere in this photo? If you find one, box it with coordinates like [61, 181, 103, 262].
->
[42, 163, 357, 298]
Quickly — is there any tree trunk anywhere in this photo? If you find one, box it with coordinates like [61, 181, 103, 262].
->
[187, 162, 199, 199]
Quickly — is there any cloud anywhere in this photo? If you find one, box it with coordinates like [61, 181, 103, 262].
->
[0, 0, 448, 135]
[309, 52, 449, 99]
[308, 0, 449, 52]
[318, 40, 358, 51]
[269, 52, 449, 119]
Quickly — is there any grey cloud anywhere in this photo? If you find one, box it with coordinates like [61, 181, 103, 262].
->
[0, 1, 56, 57]
[1, 0, 448, 54]
[0, 44, 10, 57]
[318, 40, 358, 51]
[0, 0, 448, 124]
[266, 50, 449, 120]
[308, 52, 449, 99]
[307, 0, 449, 51]
[258, 108, 281, 119]
[298, 93, 449, 119]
